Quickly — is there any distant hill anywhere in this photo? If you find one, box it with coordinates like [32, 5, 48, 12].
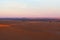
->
[0, 18, 60, 22]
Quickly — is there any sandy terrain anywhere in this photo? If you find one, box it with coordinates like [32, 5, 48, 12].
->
[0, 24, 10, 27]
[0, 21, 60, 40]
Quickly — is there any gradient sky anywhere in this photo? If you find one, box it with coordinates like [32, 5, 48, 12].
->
[0, 0, 60, 18]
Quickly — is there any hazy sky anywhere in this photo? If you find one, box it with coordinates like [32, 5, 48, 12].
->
[0, 0, 60, 18]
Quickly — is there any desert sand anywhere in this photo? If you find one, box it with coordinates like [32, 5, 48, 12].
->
[0, 20, 60, 40]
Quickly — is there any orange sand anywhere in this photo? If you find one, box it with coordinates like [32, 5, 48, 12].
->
[0, 24, 10, 27]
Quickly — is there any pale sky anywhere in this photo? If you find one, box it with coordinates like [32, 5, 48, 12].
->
[0, 0, 60, 18]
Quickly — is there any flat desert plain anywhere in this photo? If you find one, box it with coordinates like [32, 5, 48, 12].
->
[0, 20, 60, 40]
